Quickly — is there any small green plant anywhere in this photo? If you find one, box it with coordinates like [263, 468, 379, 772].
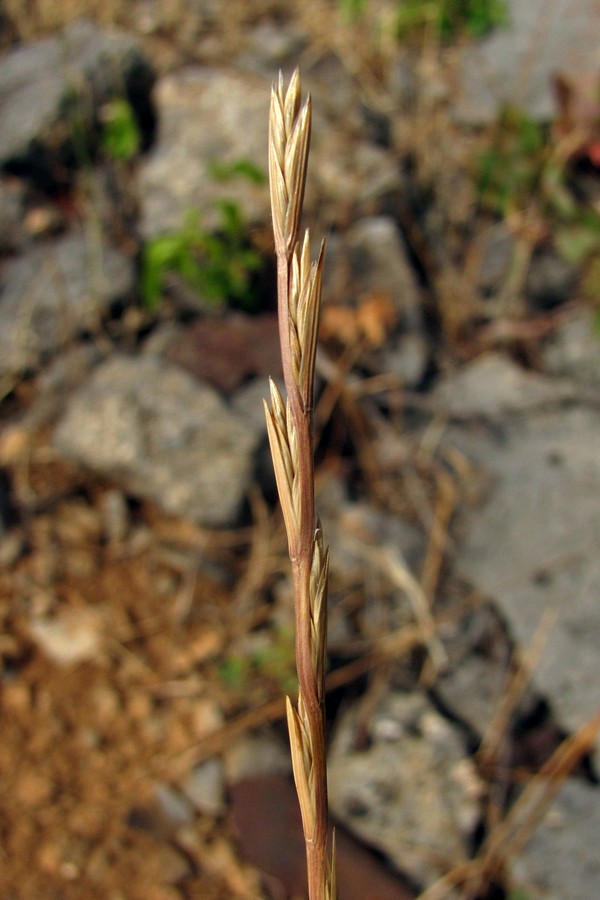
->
[141, 202, 264, 311]
[437, 0, 508, 38]
[338, 0, 508, 39]
[207, 158, 266, 185]
[218, 626, 297, 695]
[395, 0, 508, 39]
[100, 97, 141, 162]
[477, 104, 600, 277]
[337, 0, 367, 21]
[476, 106, 547, 216]
[141, 159, 266, 310]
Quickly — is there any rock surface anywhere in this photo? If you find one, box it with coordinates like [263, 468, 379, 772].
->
[451, 405, 600, 765]
[0, 19, 155, 186]
[327, 217, 422, 324]
[432, 353, 576, 418]
[511, 779, 600, 900]
[328, 690, 482, 889]
[53, 354, 260, 526]
[542, 306, 600, 388]
[456, 0, 600, 123]
[0, 233, 133, 377]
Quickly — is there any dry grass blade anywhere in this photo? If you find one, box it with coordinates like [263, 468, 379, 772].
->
[265, 69, 335, 899]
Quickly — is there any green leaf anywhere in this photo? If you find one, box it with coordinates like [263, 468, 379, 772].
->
[101, 98, 141, 161]
[338, 0, 366, 21]
[218, 656, 248, 689]
[207, 158, 267, 185]
[140, 198, 264, 311]
[555, 223, 600, 265]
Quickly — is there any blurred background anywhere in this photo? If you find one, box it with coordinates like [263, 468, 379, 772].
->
[0, 2, 599, 898]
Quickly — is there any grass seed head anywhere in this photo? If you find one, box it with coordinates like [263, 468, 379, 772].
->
[269, 68, 312, 256]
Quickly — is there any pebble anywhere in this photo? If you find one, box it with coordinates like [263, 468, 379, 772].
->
[28, 609, 103, 666]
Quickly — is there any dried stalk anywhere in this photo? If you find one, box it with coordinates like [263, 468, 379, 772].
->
[264, 69, 336, 900]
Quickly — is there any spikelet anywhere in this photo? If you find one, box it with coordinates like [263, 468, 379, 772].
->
[269, 69, 312, 257]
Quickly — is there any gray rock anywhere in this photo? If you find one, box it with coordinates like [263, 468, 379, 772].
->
[53, 354, 260, 527]
[525, 247, 579, 309]
[317, 470, 425, 577]
[323, 217, 425, 386]
[311, 136, 401, 226]
[456, 0, 600, 123]
[432, 353, 575, 419]
[328, 690, 482, 889]
[511, 779, 600, 900]
[452, 406, 600, 764]
[181, 759, 225, 816]
[342, 217, 422, 324]
[477, 222, 516, 295]
[0, 233, 133, 377]
[542, 306, 600, 388]
[436, 652, 510, 737]
[139, 68, 270, 238]
[230, 377, 273, 437]
[380, 332, 429, 388]
[153, 782, 194, 828]
[235, 22, 309, 74]
[433, 604, 527, 738]
[17, 344, 102, 432]
[0, 20, 155, 186]
[224, 734, 292, 783]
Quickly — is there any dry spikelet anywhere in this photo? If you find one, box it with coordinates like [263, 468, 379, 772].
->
[269, 69, 312, 256]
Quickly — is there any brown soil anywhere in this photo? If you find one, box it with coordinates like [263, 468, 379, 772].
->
[0, 433, 271, 898]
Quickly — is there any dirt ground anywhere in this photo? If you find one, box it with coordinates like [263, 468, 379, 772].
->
[0, 432, 270, 897]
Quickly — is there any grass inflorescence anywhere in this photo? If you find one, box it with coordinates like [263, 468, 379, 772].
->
[264, 69, 336, 900]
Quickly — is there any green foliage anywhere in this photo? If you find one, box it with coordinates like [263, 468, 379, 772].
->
[218, 654, 248, 689]
[207, 158, 267, 185]
[477, 104, 600, 294]
[477, 105, 600, 225]
[437, 0, 508, 38]
[554, 213, 600, 265]
[141, 204, 263, 311]
[100, 97, 141, 162]
[338, 0, 508, 39]
[218, 627, 297, 695]
[337, 0, 367, 21]
[141, 160, 266, 311]
[476, 106, 547, 216]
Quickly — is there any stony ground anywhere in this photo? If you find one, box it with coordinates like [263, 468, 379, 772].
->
[1, 2, 599, 899]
